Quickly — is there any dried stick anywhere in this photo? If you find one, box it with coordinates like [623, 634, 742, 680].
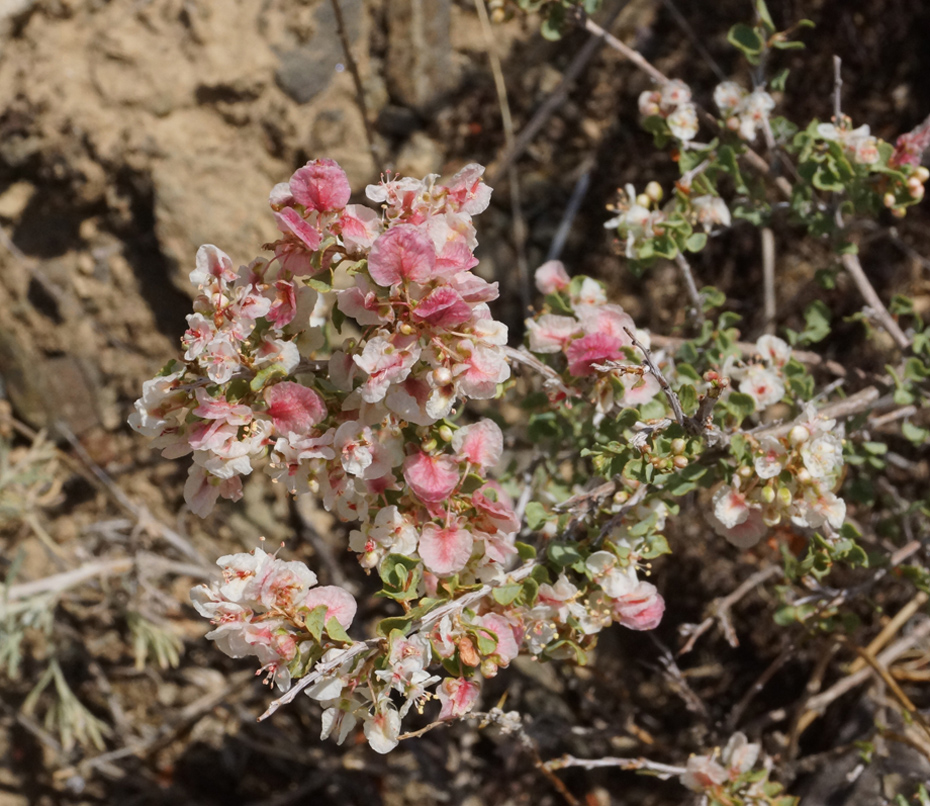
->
[795, 617, 930, 734]
[678, 564, 782, 655]
[661, 0, 726, 81]
[474, 0, 531, 314]
[329, 0, 378, 170]
[3, 557, 133, 603]
[840, 252, 911, 350]
[674, 252, 705, 325]
[504, 345, 577, 400]
[761, 227, 776, 334]
[491, 0, 629, 181]
[543, 753, 686, 779]
[848, 591, 929, 675]
[726, 645, 794, 732]
[583, 16, 668, 85]
[750, 386, 881, 441]
[624, 327, 686, 427]
[832, 55, 843, 124]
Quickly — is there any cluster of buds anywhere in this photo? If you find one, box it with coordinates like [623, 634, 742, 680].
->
[527, 262, 660, 413]
[727, 334, 791, 412]
[710, 402, 846, 548]
[714, 81, 776, 143]
[638, 79, 700, 142]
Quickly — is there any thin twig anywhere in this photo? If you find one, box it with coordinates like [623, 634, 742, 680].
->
[751, 386, 881, 441]
[474, 0, 530, 314]
[547, 159, 594, 263]
[329, 0, 378, 171]
[840, 252, 911, 350]
[848, 592, 929, 675]
[674, 252, 705, 325]
[761, 227, 776, 335]
[504, 345, 577, 401]
[832, 55, 843, 124]
[660, 0, 726, 81]
[583, 17, 668, 85]
[543, 753, 686, 779]
[678, 564, 782, 655]
[624, 327, 686, 427]
[491, 1, 629, 181]
[726, 644, 794, 732]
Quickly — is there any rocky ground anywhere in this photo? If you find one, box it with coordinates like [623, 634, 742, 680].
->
[2, 0, 930, 804]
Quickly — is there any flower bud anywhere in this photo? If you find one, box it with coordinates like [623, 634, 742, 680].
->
[883, 192, 897, 209]
[645, 181, 663, 203]
[761, 484, 776, 504]
[777, 486, 793, 508]
[480, 659, 500, 678]
[796, 468, 812, 484]
[399, 322, 415, 335]
[788, 425, 810, 446]
[907, 176, 924, 197]
[422, 438, 438, 453]
[892, 206, 907, 219]
[738, 465, 754, 479]
[636, 193, 652, 208]
[670, 438, 687, 455]
[673, 455, 689, 469]
[438, 425, 454, 443]
[916, 166, 930, 183]
[433, 366, 454, 386]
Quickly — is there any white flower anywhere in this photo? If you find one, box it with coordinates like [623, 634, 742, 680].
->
[739, 364, 785, 410]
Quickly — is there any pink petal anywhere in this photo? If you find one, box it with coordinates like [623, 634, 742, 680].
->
[435, 240, 478, 276]
[275, 207, 322, 251]
[289, 159, 351, 212]
[368, 224, 437, 287]
[534, 260, 570, 294]
[612, 583, 665, 631]
[264, 382, 327, 436]
[411, 286, 472, 327]
[418, 523, 473, 575]
[403, 451, 460, 503]
[437, 677, 480, 721]
[452, 420, 503, 470]
[565, 333, 623, 377]
[303, 585, 357, 629]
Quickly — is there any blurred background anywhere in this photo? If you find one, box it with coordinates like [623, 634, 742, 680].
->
[1, 1, 930, 803]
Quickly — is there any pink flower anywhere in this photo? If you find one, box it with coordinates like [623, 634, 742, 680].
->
[611, 582, 665, 631]
[289, 158, 351, 212]
[412, 286, 472, 327]
[264, 382, 326, 436]
[190, 244, 237, 289]
[354, 333, 422, 403]
[274, 207, 322, 252]
[446, 163, 492, 215]
[453, 343, 510, 399]
[475, 613, 520, 665]
[368, 224, 437, 287]
[403, 451, 460, 503]
[302, 585, 357, 629]
[534, 260, 570, 294]
[339, 204, 381, 254]
[526, 314, 580, 353]
[472, 484, 520, 535]
[565, 333, 623, 376]
[437, 677, 481, 721]
[418, 522, 473, 575]
[452, 419, 503, 470]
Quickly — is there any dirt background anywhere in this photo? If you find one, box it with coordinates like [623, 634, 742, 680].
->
[2, 1, 930, 804]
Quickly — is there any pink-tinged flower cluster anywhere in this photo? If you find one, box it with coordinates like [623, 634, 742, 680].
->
[816, 119, 880, 165]
[728, 334, 791, 412]
[710, 402, 846, 548]
[889, 114, 930, 168]
[525, 266, 659, 412]
[191, 547, 356, 691]
[638, 79, 699, 142]
[714, 81, 775, 143]
[602, 184, 668, 260]
[680, 733, 762, 795]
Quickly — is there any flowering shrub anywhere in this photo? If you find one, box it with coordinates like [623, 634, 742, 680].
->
[130, 0, 930, 800]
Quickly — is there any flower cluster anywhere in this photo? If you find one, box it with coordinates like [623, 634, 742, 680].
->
[638, 79, 700, 142]
[191, 547, 357, 691]
[132, 158, 677, 755]
[815, 117, 880, 165]
[679, 732, 792, 804]
[714, 81, 776, 143]
[710, 402, 846, 548]
[526, 262, 660, 413]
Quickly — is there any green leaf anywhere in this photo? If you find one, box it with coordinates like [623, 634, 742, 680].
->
[325, 616, 351, 643]
[701, 286, 726, 311]
[685, 232, 708, 253]
[727, 391, 757, 425]
[250, 363, 289, 392]
[306, 277, 332, 293]
[755, 0, 775, 30]
[376, 616, 412, 639]
[492, 584, 523, 606]
[547, 542, 584, 568]
[902, 420, 930, 445]
[727, 23, 764, 61]
[525, 501, 548, 531]
[515, 541, 537, 561]
[304, 605, 328, 643]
